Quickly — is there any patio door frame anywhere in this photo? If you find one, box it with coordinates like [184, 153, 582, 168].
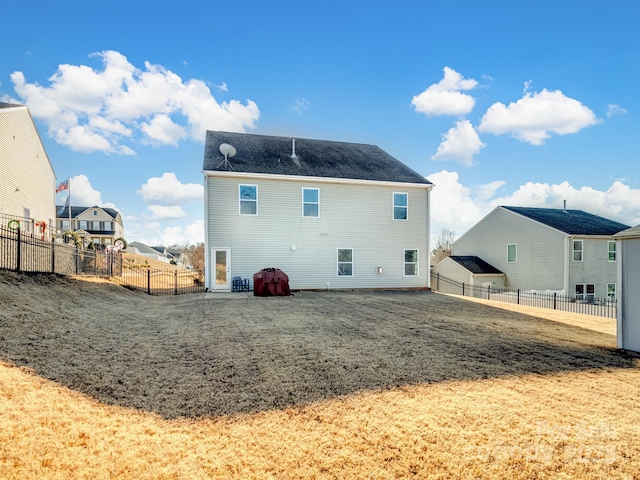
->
[211, 247, 231, 291]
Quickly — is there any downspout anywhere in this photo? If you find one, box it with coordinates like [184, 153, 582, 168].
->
[426, 184, 433, 289]
[563, 234, 570, 294]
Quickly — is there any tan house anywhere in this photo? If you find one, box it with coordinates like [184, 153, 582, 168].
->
[0, 102, 56, 234]
[56, 205, 125, 248]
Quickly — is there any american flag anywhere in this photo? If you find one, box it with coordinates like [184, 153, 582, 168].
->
[56, 179, 69, 193]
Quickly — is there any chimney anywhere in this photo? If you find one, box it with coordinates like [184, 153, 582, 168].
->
[563, 200, 567, 213]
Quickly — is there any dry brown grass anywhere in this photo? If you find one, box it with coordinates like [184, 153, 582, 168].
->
[1, 271, 639, 479]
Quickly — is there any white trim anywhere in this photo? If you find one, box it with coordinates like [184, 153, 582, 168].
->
[403, 248, 419, 277]
[507, 243, 517, 263]
[302, 187, 320, 218]
[211, 247, 231, 291]
[393, 192, 408, 221]
[239, 184, 258, 216]
[572, 239, 583, 262]
[204, 169, 433, 190]
[337, 247, 354, 277]
[607, 240, 616, 262]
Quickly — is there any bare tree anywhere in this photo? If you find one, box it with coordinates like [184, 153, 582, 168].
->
[183, 243, 205, 273]
[431, 228, 455, 265]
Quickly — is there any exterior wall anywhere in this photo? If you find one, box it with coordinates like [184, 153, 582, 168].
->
[617, 237, 640, 352]
[567, 236, 619, 300]
[205, 174, 430, 290]
[0, 107, 56, 229]
[453, 207, 566, 290]
[431, 257, 472, 285]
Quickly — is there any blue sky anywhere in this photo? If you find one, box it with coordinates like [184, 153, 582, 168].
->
[2, 0, 638, 246]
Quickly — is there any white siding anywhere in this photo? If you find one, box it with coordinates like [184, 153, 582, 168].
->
[617, 237, 640, 352]
[205, 175, 430, 290]
[431, 257, 472, 285]
[0, 107, 55, 226]
[567, 237, 619, 299]
[453, 207, 565, 290]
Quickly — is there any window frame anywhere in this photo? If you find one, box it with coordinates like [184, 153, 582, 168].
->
[302, 187, 319, 218]
[403, 249, 419, 277]
[239, 184, 258, 216]
[572, 239, 583, 262]
[337, 248, 354, 277]
[607, 283, 616, 302]
[507, 244, 517, 263]
[575, 283, 595, 301]
[608, 241, 616, 262]
[393, 192, 408, 221]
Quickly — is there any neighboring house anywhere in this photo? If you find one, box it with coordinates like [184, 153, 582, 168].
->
[0, 102, 56, 233]
[203, 131, 433, 291]
[615, 225, 640, 352]
[451, 206, 630, 300]
[56, 205, 125, 247]
[125, 241, 175, 264]
[432, 255, 505, 291]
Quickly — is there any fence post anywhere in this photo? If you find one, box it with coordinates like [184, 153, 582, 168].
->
[517, 289, 520, 305]
[16, 227, 21, 272]
[462, 282, 465, 296]
[75, 244, 79, 274]
[437, 273, 440, 291]
[147, 268, 151, 295]
[51, 237, 55, 273]
[94, 251, 97, 275]
[553, 292, 557, 310]
[174, 270, 178, 295]
[487, 285, 491, 300]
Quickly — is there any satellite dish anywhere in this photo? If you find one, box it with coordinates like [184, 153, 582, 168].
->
[219, 143, 236, 158]
[217, 143, 236, 169]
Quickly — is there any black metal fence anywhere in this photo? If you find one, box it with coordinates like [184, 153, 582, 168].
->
[1, 221, 122, 277]
[430, 272, 617, 319]
[110, 265, 205, 295]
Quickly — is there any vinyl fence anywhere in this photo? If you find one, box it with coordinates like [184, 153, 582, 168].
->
[430, 272, 616, 319]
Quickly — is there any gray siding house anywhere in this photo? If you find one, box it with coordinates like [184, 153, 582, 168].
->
[0, 102, 56, 232]
[615, 225, 640, 352]
[451, 206, 630, 300]
[203, 131, 433, 292]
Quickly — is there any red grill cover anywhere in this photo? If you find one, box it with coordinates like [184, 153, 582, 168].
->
[253, 268, 291, 296]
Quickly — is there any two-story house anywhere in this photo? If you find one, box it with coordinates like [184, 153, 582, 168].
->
[56, 205, 125, 248]
[202, 131, 433, 292]
[0, 102, 56, 234]
[444, 205, 630, 301]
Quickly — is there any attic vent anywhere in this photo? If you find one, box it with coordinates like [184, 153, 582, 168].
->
[291, 138, 297, 159]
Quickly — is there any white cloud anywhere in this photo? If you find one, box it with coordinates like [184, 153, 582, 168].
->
[145, 205, 186, 220]
[64, 174, 103, 206]
[215, 82, 228, 92]
[138, 220, 204, 246]
[478, 88, 599, 145]
[137, 172, 204, 205]
[289, 98, 310, 115]
[411, 67, 478, 116]
[9, 50, 260, 154]
[431, 120, 486, 166]
[606, 104, 628, 118]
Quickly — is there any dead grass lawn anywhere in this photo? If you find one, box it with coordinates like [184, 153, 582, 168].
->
[0, 271, 638, 479]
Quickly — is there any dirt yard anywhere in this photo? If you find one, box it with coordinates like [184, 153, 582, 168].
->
[1, 270, 639, 479]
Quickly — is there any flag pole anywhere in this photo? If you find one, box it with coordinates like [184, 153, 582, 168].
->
[67, 177, 71, 231]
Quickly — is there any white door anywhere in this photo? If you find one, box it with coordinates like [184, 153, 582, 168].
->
[212, 248, 231, 291]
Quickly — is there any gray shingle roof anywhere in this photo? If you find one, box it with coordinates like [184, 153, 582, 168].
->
[503, 206, 630, 236]
[56, 206, 120, 219]
[203, 131, 432, 185]
[449, 256, 504, 275]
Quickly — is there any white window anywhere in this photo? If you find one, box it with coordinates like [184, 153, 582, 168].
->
[78, 220, 88, 230]
[91, 221, 100, 230]
[575, 283, 595, 302]
[93, 210, 97, 216]
[404, 249, 419, 276]
[239, 184, 258, 215]
[104, 221, 113, 231]
[393, 193, 408, 220]
[608, 241, 616, 262]
[573, 240, 583, 262]
[337, 248, 353, 276]
[507, 244, 517, 263]
[61, 220, 70, 230]
[302, 188, 319, 217]
[607, 283, 616, 301]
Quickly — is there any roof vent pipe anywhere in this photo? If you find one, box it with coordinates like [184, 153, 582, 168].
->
[291, 138, 297, 159]
[563, 200, 567, 213]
